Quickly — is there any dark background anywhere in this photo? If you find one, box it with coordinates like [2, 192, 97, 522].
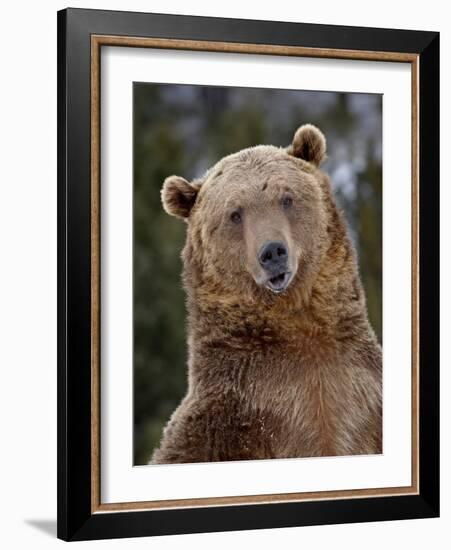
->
[133, 83, 382, 465]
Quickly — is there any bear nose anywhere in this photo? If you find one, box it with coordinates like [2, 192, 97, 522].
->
[259, 241, 288, 269]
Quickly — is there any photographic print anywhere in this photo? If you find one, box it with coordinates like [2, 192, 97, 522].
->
[58, 9, 439, 540]
[133, 83, 383, 466]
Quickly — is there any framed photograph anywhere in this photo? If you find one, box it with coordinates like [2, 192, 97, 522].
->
[57, 8, 439, 541]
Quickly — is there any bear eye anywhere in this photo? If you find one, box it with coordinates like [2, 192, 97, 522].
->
[230, 210, 242, 224]
[281, 196, 293, 210]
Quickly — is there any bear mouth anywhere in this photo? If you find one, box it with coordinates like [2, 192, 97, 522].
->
[265, 271, 292, 294]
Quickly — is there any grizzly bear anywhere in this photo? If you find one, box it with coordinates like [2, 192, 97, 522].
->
[151, 124, 382, 464]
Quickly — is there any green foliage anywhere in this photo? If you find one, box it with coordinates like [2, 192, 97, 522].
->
[133, 84, 382, 464]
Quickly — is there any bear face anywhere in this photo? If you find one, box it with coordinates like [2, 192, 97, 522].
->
[162, 125, 335, 309]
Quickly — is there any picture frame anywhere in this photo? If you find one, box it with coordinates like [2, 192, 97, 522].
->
[57, 7, 439, 541]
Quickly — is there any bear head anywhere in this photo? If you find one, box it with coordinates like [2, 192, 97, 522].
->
[161, 124, 345, 311]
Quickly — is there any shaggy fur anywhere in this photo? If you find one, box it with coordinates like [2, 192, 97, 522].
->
[151, 124, 382, 464]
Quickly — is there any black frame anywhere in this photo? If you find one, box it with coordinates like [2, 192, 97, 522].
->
[57, 8, 439, 541]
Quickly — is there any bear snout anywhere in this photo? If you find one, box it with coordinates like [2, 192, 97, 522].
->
[256, 241, 293, 294]
[258, 241, 288, 271]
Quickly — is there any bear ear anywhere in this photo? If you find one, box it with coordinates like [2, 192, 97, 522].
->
[161, 175, 200, 220]
[288, 124, 326, 167]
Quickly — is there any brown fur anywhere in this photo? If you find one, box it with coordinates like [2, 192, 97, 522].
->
[151, 124, 382, 464]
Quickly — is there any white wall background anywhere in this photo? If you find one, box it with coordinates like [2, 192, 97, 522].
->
[0, 1, 448, 548]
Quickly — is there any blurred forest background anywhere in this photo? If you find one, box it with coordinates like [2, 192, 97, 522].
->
[133, 83, 382, 465]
